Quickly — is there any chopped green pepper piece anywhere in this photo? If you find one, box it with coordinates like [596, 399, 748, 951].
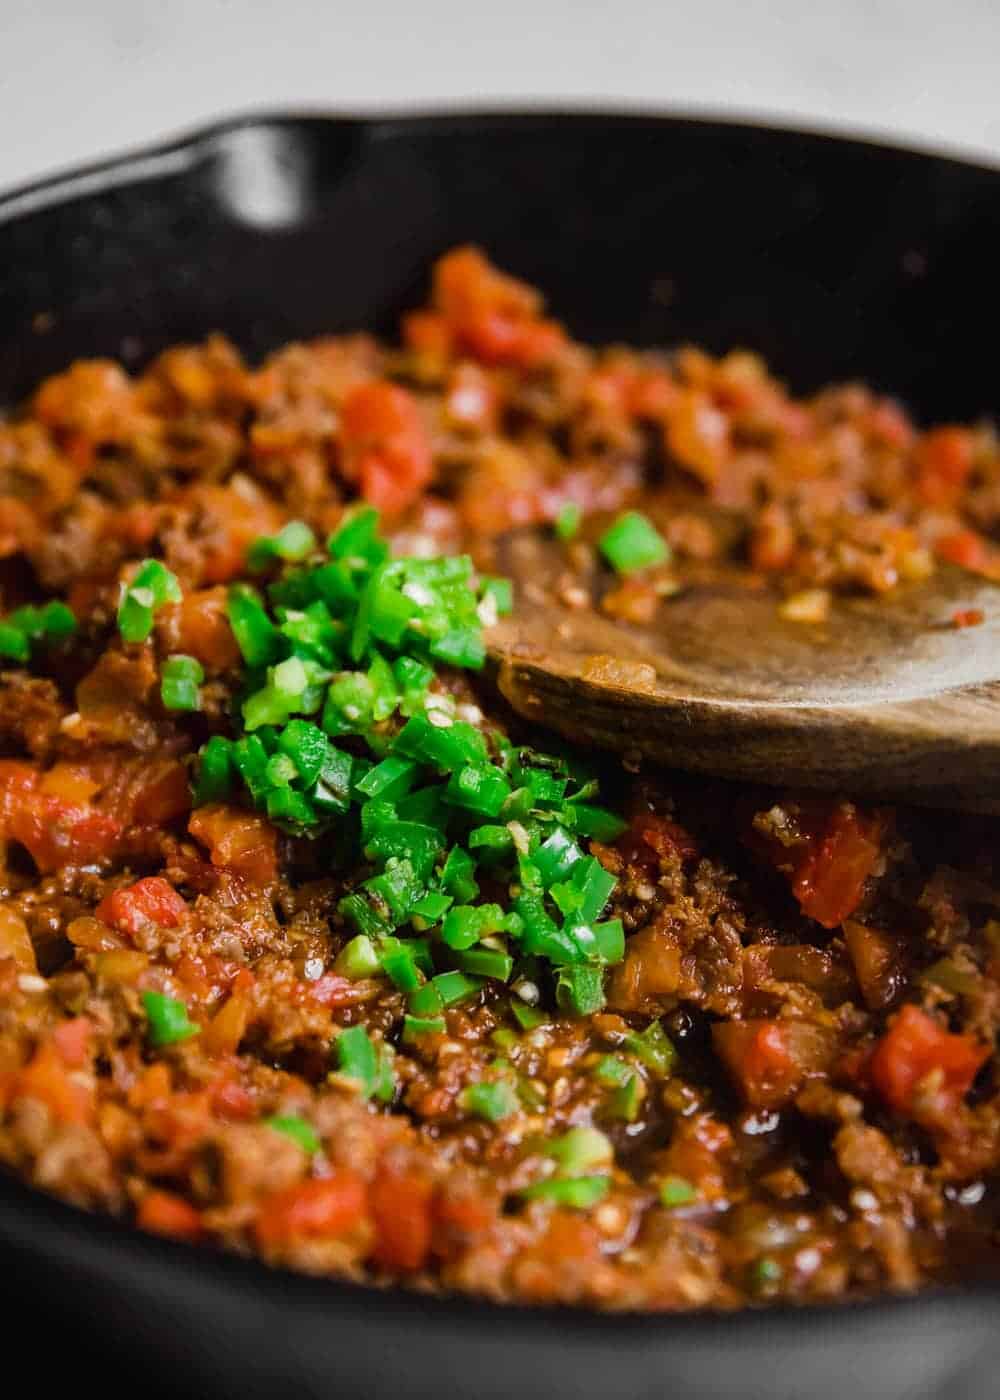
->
[568, 803, 628, 842]
[542, 1126, 614, 1174]
[444, 763, 511, 818]
[622, 1020, 677, 1076]
[410, 890, 453, 924]
[142, 990, 199, 1047]
[533, 826, 583, 887]
[408, 981, 445, 1017]
[478, 576, 513, 616]
[265, 752, 298, 787]
[227, 584, 281, 667]
[609, 1072, 645, 1122]
[0, 623, 30, 662]
[338, 892, 392, 939]
[365, 821, 444, 882]
[402, 1014, 446, 1041]
[456, 947, 514, 982]
[118, 560, 182, 644]
[519, 1176, 610, 1208]
[266, 1115, 321, 1154]
[160, 654, 204, 712]
[248, 520, 316, 571]
[328, 506, 389, 567]
[379, 938, 424, 992]
[266, 786, 316, 831]
[554, 501, 581, 540]
[748, 1256, 784, 1292]
[355, 755, 419, 803]
[555, 964, 606, 1016]
[334, 1025, 394, 1101]
[461, 1080, 519, 1122]
[276, 719, 330, 786]
[659, 1175, 698, 1207]
[594, 1055, 631, 1087]
[440, 846, 479, 903]
[430, 970, 483, 1006]
[193, 735, 234, 805]
[333, 934, 381, 979]
[511, 1001, 549, 1030]
[599, 511, 670, 574]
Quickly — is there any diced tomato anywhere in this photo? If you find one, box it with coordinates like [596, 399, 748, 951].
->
[0, 497, 40, 558]
[430, 246, 565, 369]
[0, 760, 40, 817]
[175, 483, 284, 585]
[202, 988, 251, 1057]
[639, 815, 699, 862]
[188, 805, 278, 885]
[713, 1019, 839, 1108]
[791, 804, 885, 929]
[461, 312, 564, 368]
[51, 1016, 93, 1069]
[39, 764, 99, 804]
[660, 1113, 733, 1202]
[140, 1089, 213, 1165]
[608, 924, 682, 1012]
[255, 1172, 369, 1247]
[914, 426, 974, 505]
[33, 359, 137, 442]
[96, 876, 186, 937]
[9, 796, 122, 873]
[157, 587, 241, 671]
[137, 1190, 204, 1242]
[935, 528, 989, 572]
[210, 1076, 254, 1121]
[306, 973, 359, 1008]
[126, 759, 192, 826]
[628, 369, 680, 421]
[13, 1041, 94, 1125]
[584, 362, 679, 425]
[432, 1190, 493, 1248]
[0, 906, 37, 973]
[750, 503, 796, 573]
[370, 1169, 434, 1272]
[339, 380, 433, 518]
[617, 812, 698, 873]
[665, 389, 731, 485]
[114, 501, 161, 550]
[402, 310, 453, 356]
[513, 1214, 604, 1304]
[172, 955, 214, 1001]
[0, 759, 129, 872]
[870, 1003, 990, 1116]
[584, 366, 633, 417]
[128, 1061, 173, 1111]
[444, 364, 499, 432]
[866, 398, 914, 450]
[952, 608, 985, 629]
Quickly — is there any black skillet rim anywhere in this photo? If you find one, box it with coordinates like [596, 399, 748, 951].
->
[0, 105, 997, 1348]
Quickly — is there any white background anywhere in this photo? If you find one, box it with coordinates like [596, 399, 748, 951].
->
[1, 0, 998, 192]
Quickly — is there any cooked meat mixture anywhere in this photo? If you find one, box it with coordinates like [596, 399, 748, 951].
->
[0, 247, 998, 1310]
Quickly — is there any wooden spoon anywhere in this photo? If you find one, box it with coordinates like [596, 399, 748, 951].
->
[486, 529, 1000, 809]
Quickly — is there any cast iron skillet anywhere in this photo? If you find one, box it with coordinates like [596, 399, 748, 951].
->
[0, 111, 998, 1399]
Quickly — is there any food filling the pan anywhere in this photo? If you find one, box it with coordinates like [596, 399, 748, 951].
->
[0, 247, 997, 1308]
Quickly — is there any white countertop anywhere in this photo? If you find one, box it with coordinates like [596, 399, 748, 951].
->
[1, 0, 998, 193]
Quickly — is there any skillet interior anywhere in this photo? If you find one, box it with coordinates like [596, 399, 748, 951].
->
[0, 110, 998, 1400]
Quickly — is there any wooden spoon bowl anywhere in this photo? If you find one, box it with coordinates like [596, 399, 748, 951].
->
[487, 529, 1000, 809]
